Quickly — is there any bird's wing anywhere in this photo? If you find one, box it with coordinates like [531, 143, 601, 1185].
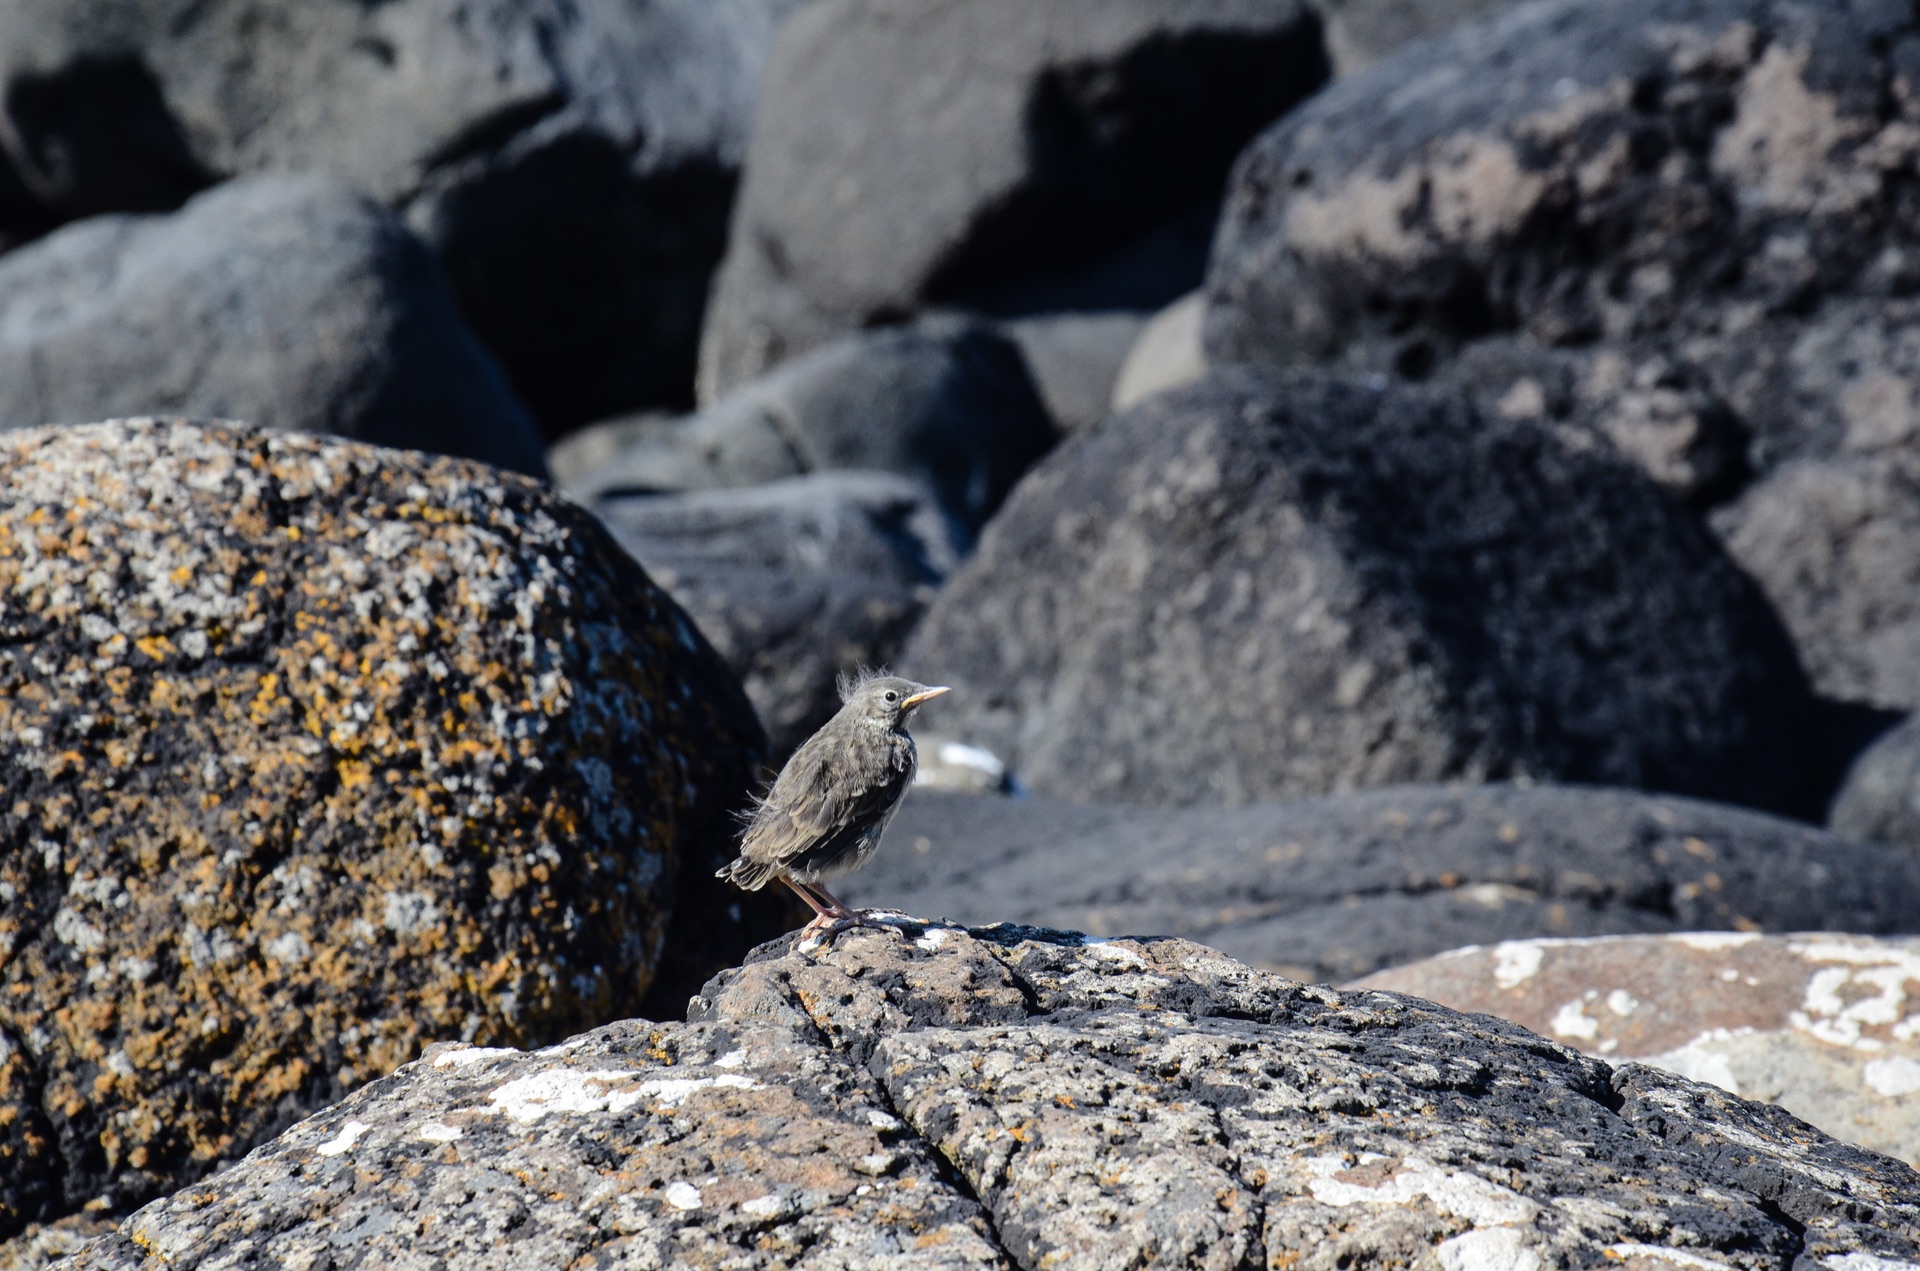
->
[742, 734, 910, 869]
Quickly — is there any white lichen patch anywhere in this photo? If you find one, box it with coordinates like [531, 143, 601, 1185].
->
[416, 1122, 464, 1143]
[1863, 1056, 1920, 1098]
[1823, 1256, 1920, 1271]
[432, 1046, 522, 1069]
[1438, 1226, 1540, 1271]
[1605, 1243, 1736, 1271]
[1492, 941, 1544, 990]
[1550, 996, 1601, 1041]
[663, 1181, 703, 1210]
[485, 1069, 763, 1125]
[1303, 1153, 1538, 1226]
[315, 1120, 372, 1157]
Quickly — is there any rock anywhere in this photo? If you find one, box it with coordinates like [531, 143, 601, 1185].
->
[0, 419, 778, 1242]
[902, 369, 1811, 811]
[545, 412, 676, 491]
[0, 1218, 113, 1271]
[1110, 290, 1209, 411]
[0, 0, 809, 431]
[998, 311, 1146, 434]
[571, 319, 1056, 549]
[0, 174, 545, 475]
[1203, 0, 1920, 713]
[844, 784, 1920, 985]
[1311, 0, 1528, 75]
[1355, 932, 1920, 1168]
[588, 472, 954, 756]
[909, 736, 1021, 795]
[697, 0, 1329, 398]
[58, 926, 1920, 1269]
[1830, 713, 1920, 850]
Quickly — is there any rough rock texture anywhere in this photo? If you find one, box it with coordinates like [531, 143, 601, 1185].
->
[845, 784, 1920, 985]
[572, 320, 1056, 549]
[589, 472, 954, 756]
[57, 927, 1920, 1269]
[998, 311, 1145, 434]
[1356, 932, 1920, 1167]
[697, 0, 1329, 398]
[1830, 713, 1920, 850]
[1310, 0, 1527, 75]
[1204, 0, 1920, 714]
[0, 174, 545, 476]
[1111, 291, 1209, 410]
[0, 0, 810, 431]
[0, 420, 778, 1242]
[902, 370, 1811, 811]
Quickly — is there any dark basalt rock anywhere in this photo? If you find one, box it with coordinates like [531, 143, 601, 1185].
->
[0, 419, 776, 1242]
[902, 369, 1812, 812]
[1205, 0, 1920, 715]
[590, 471, 955, 756]
[0, 0, 809, 432]
[697, 0, 1329, 398]
[54, 927, 1920, 1269]
[846, 784, 1920, 985]
[0, 174, 545, 475]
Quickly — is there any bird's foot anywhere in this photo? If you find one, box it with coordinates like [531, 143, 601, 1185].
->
[797, 909, 911, 947]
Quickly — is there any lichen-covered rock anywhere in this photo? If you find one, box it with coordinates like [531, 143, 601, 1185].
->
[1356, 932, 1920, 1168]
[1204, 0, 1920, 714]
[58, 927, 1920, 1269]
[0, 419, 776, 1241]
[902, 369, 1811, 811]
[848, 784, 1920, 983]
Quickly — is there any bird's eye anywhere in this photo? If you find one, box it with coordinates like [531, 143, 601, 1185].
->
[884, 690, 899, 702]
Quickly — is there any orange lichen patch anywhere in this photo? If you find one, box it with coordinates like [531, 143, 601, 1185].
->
[0, 420, 768, 1240]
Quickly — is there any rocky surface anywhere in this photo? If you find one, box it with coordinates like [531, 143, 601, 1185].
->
[998, 311, 1145, 434]
[1310, 0, 1526, 75]
[845, 784, 1920, 985]
[902, 369, 1811, 811]
[57, 926, 1920, 1269]
[697, 0, 1329, 398]
[0, 419, 778, 1242]
[1204, 0, 1920, 715]
[1357, 932, 1920, 1168]
[1111, 291, 1209, 411]
[572, 319, 1056, 549]
[589, 471, 954, 756]
[1830, 713, 1920, 851]
[0, 0, 809, 431]
[0, 174, 545, 475]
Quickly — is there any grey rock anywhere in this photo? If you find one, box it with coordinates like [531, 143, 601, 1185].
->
[572, 319, 1056, 547]
[58, 927, 1920, 1268]
[546, 412, 676, 490]
[1830, 713, 1920, 850]
[1355, 932, 1920, 1167]
[902, 369, 1811, 812]
[1110, 290, 1209, 411]
[1311, 0, 1529, 75]
[1204, 0, 1920, 712]
[0, 419, 776, 1242]
[845, 784, 1920, 985]
[0, 0, 810, 431]
[590, 472, 954, 755]
[0, 174, 546, 475]
[698, 0, 1328, 398]
[998, 311, 1146, 434]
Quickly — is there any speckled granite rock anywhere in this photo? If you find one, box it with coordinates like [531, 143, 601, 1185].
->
[848, 785, 1920, 984]
[57, 927, 1920, 1269]
[0, 419, 776, 1242]
[1356, 932, 1920, 1168]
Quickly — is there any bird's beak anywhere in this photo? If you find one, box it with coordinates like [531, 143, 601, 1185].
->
[901, 686, 950, 710]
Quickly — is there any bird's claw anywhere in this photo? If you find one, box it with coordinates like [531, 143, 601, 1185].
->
[797, 910, 911, 948]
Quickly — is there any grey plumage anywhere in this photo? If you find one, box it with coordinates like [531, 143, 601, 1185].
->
[718, 672, 948, 939]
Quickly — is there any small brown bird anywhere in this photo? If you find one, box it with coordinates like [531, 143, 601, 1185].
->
[717, 672, 949, 941]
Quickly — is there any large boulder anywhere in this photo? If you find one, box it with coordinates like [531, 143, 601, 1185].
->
[1310, 0, 1530, 75]
[57, 927, 1920, 1269]
[846, 784, 1920, 985]
[589, 472, 954, 756]
[0, 420, 777, 1244]
[0, 0, 810, 431]
[901, 370, 1811, 811]
[696, 0, 1329, 399]
[0, 174, 545, 475]
[571, 319, 1056, 549]
[1204, 0, 1920, 715]
[1829, 712, 1920, 849]
[1356, 932, 1920, 1168]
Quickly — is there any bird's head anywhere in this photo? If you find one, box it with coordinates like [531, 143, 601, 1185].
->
[840, 671, 949, 729]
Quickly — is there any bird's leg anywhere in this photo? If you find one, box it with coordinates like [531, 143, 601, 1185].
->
[787, 879, 904, 943]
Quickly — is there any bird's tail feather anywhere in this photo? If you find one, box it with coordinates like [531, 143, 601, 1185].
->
[715, 855, 778, 890]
